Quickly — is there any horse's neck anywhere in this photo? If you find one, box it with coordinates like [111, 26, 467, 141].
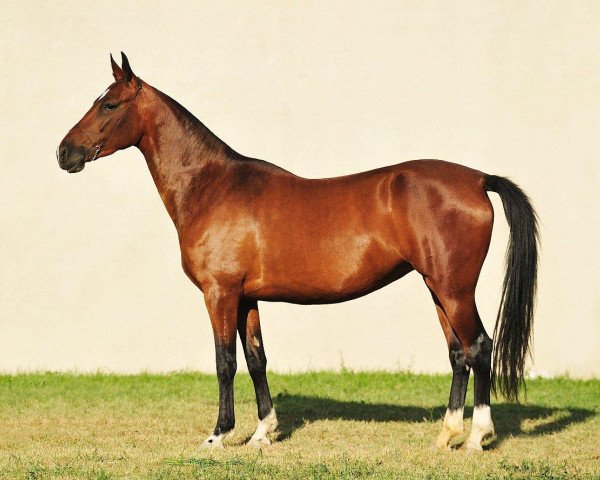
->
[136, 85, 230, 226]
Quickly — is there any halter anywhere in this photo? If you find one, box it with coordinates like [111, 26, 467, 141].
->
[77, 78, 142, 162]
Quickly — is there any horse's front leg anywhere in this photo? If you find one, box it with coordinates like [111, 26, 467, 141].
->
[237, 299, 277, 447]
[201, 286, 240, 449]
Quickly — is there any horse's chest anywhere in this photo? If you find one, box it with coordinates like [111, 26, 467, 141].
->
[179, 227, 259, 288]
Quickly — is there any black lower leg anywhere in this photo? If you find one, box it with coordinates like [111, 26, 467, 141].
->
[214, 342, 237, 435]
[246, 343, 273, 420]
[238, 301, 273, 420]
[448, 337, 470, 411]
[470, 333, 492, 406]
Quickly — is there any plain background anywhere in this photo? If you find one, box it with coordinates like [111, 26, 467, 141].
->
[1, 1, 598, 377]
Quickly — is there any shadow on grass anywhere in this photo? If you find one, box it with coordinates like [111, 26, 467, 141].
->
[273, 393, 595, 448]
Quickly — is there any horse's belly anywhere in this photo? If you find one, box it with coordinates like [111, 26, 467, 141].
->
[246, 261, 413, 304]
[243, 233, 412, 304]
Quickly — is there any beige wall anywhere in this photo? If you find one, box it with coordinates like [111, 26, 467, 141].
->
[1, 1, 598, 377]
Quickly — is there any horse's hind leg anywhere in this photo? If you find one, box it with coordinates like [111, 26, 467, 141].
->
[427, 284, 495, 451]
[237, 299, 277, 447]
[466, 328, 495, 452]
[429, 293, 470, 449]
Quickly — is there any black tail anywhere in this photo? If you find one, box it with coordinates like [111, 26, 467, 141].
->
[484, 175, 539, 402]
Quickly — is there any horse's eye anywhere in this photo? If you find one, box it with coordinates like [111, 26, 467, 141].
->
[104, 103, 118, 111]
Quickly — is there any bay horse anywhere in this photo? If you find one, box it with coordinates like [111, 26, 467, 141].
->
[57, 53, 538, 451]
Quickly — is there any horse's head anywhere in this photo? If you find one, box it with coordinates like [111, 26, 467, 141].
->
[57, 52, 143, 173]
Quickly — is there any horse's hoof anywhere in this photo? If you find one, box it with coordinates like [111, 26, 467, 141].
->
[431, 439, 450, 451]
[464, 441, 483, 453]
[200, 434, 225, 450]
[246, 409, 278, 449]
[247, 436, 272, 449]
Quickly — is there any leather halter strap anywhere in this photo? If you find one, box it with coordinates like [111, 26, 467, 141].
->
[77, 78, 142, 162]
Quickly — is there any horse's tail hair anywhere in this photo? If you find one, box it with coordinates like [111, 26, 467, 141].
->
[484, 174, 539, 402]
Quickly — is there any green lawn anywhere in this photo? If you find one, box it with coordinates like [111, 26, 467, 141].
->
[0, 372, 598, 479]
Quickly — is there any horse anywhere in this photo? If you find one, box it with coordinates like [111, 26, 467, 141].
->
[57, 53, 538, 451]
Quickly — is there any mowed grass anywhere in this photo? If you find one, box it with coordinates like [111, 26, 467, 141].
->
[0, 372, 599, 479]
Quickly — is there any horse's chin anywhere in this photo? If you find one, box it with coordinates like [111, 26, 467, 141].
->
[67, 159, 86, 174]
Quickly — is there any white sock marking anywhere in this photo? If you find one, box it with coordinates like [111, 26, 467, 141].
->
[200, 429, 234, 449]
[444, 408, 464, 434]
[466, 405, 494, 450]
[248, 408, 277, 447]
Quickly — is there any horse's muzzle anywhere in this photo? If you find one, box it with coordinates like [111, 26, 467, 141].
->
[57, 140, 87, 173]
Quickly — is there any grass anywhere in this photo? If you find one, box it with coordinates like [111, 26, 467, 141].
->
[0, 371, 599, 479]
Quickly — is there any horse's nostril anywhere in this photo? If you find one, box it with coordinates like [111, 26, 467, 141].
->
[58, 145, 68, 162]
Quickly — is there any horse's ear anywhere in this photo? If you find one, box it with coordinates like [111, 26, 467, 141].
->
[110, 53, 125, 81]
[121, 51, 136, 83]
